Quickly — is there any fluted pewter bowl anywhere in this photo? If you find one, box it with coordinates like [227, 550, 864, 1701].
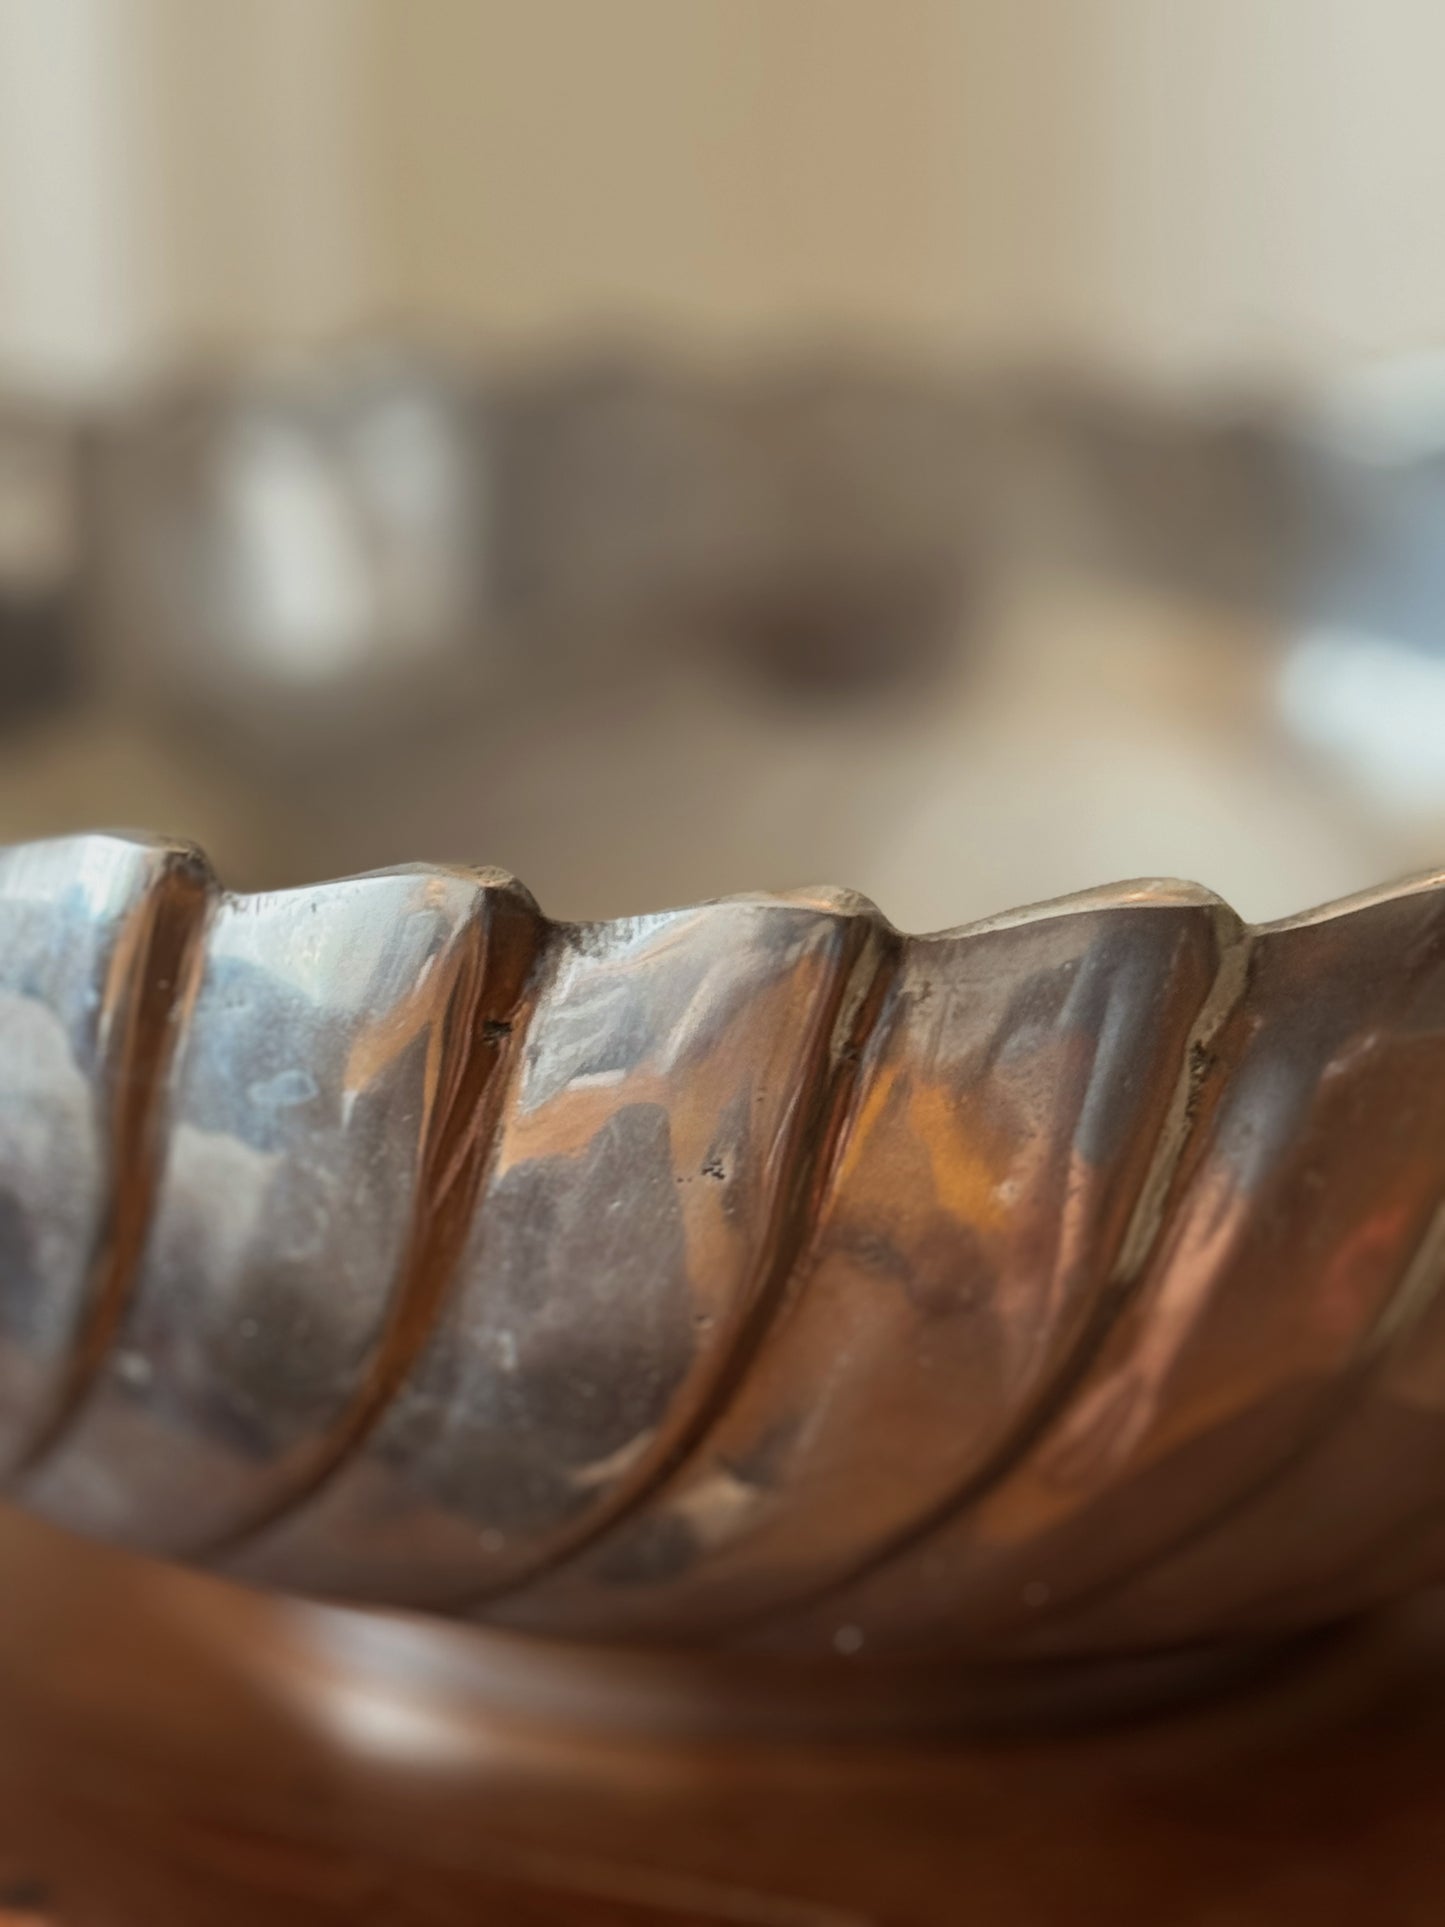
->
[2, 829, 1445, 1671]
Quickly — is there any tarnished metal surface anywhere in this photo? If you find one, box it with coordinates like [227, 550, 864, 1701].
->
[0, 836, 210, 1473]
[24, 860, 537, 1555]
[3, 831, 1445, 1664]
[228, 889, 879, 1605]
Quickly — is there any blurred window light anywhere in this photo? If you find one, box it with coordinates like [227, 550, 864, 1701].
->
[215, 419, 370, 683]
[1310, 353, 1445, 468]
[1280, 628, 1445, 812]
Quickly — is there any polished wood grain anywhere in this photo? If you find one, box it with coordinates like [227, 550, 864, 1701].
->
[3, 1507, 1445, 1925]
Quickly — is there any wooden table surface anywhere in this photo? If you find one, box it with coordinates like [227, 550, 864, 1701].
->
[3, 1505, 1445, 1925]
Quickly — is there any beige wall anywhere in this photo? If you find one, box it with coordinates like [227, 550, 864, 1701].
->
[3, 0, 1445, 395]
[360, 1, 1096, 357]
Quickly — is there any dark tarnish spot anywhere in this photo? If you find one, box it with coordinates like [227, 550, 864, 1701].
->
[0, 1191, 38, 1329]
[900, 1214, 995, 1320]
[699, 1084, 753, 1220]
[594, 1508, 701, 1586]
[1184, 1038, 1214, 1123]
[203, 1253, 359, 1456]
[722, 1409, 808, 1489]
[826, 1222, 914, 1286]
[0, 1876, 51, 1911]
[415, 1103, 696, 1537]
[824, 1214, 993, 1320]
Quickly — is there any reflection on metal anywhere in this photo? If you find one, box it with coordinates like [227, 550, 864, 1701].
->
[4, 831, 1445, 1667]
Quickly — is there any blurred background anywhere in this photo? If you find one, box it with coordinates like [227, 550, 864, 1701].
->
[5, 0, 1445, 927]
[8, 12, 1445, 1919]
